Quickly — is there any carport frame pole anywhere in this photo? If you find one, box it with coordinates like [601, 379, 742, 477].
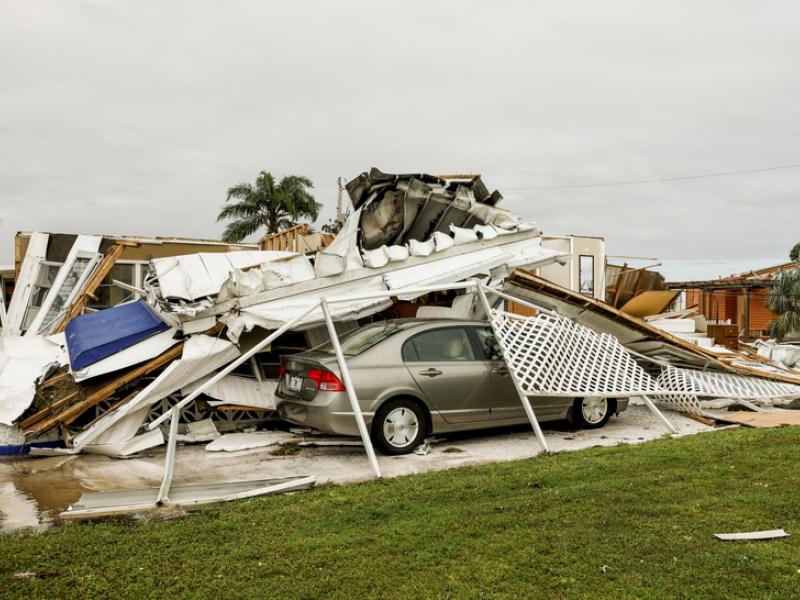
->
[320, 297, 382, 479]
[152, 301, 323, 504]
[474, 283, 551, 452]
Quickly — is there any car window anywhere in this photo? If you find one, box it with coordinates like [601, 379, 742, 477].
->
[404, 328, 476, 362]
[474, 327, 503, 361]
[315, 321, 403, 356]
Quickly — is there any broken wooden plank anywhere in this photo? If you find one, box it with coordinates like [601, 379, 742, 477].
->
[18, 391, 80, 430]
[681, 412, 717, 427]
[23, 343, 184, 437]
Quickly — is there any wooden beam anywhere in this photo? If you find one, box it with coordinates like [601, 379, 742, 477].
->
[18, 391, 79, 430]
[23, 343, 184, 437]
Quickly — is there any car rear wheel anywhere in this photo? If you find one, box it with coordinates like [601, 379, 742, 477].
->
[572, 397, 615, 429]
[372, 399, 428, 455]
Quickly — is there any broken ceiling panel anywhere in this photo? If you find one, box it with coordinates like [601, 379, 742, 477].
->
[152, 250, 296, 301]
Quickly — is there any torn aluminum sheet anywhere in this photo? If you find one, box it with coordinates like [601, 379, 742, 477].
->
[753, 340, 800, 369]
[71, 334, 239, 455]
[182, 374, 277, 410]
[205, 431, 294, 452]
[151, 250, 297, 301]
[346, 169, 516, 250]
[175, 228, 563, 344]
[3, 233, 48, 337]
[314, 207, 364, 277]
[0, 335, 67, 426]
[222, 233, 563, 338]
[60, 476, 316, 520]
[217, 254, 316, 302]
[71, 327, 181, 382]
[26, 234, 104, 336]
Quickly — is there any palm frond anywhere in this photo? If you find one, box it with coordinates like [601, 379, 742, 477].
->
[221, 217, 264, 242]
[225, 183, 254, 202]
[216, 199, 261, 223]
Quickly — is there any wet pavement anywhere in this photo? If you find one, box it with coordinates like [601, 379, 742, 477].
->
[0, 405, 712, 533]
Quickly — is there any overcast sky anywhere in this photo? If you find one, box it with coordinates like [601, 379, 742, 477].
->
[1, 1, 798, 278]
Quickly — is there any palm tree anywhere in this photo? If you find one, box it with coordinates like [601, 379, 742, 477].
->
[766, 244, 800, 341]
[217, 171, 321, 242]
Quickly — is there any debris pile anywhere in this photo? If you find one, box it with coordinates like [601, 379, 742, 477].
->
[0, 169, 565, 456]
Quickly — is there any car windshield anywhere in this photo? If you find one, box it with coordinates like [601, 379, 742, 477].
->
[315, 321, 404, 356]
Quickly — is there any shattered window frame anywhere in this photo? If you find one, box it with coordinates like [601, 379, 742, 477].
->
[87, 261, 141, 310]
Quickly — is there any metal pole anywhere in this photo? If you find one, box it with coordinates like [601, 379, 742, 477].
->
[475, 283, 550, 452]
[156, 410, 181, 504]
[320, 297, 382, 478]
[336, 177, 344, 225]
[639, 395, 678, 434]
[150, 302, 322, 504]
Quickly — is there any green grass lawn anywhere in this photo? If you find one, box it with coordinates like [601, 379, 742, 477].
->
[3, 427, 800, 599]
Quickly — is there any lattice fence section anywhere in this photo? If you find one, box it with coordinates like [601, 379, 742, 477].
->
[657, 366, 800, 403]
[490, 309, 664, 397]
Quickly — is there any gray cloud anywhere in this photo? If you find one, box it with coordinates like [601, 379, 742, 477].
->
[1, 1, 798, 277]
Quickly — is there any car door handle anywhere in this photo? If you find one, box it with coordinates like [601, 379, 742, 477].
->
[419, 368, 443, 377]
[492, 366, 509, 376]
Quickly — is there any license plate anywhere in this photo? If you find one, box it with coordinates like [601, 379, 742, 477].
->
[286, 374, 303, 392]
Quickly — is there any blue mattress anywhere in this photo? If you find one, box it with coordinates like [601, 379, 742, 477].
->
[65, 300, 169, 371]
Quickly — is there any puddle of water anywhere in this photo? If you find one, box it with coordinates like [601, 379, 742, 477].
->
[0, 481, 52, 532]
[0, 456, 86, 533]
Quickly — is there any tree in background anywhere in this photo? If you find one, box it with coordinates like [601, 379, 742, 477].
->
[217, 171, 321, 242]
[766, 243, 800, 341]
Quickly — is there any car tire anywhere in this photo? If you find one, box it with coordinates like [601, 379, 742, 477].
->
[572, 397, 615, 429]
[371, 399, 429, 455]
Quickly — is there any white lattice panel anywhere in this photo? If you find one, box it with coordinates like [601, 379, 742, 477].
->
[656, 366, 800, 402]
[490, 309, 663, 397]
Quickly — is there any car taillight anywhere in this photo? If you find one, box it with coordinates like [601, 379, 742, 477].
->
[279, 361, 286, 378]
[307, 368, 346, 392]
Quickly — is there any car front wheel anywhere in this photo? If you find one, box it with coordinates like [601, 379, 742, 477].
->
[372, 399, 428, 455]
[572, 397, 615, 429]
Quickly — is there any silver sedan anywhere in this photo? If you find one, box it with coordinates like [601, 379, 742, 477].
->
[276, 319, 628, 454]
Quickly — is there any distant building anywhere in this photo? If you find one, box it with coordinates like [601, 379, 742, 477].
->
[670, 262, 793, 339]
[536, 234, 606, 299]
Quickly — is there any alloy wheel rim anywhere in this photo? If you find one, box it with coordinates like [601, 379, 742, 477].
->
[581, 397, 608, 424]
[383, 407, 420, 448]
